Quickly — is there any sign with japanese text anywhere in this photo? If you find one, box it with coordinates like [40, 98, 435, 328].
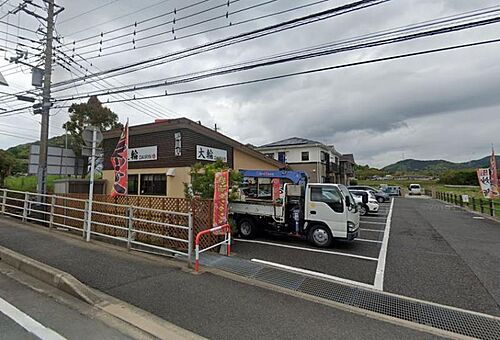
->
[196, 145, 227, 162]
[477, 168, 492, 198]
[174, 132, 182, 156]
[213, 171, 229, 234]
[128, 146, 157, 162]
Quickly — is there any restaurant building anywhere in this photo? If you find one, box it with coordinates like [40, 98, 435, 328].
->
[102, 118, 284, 198]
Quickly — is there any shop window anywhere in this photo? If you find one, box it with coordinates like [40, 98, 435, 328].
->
[128, 175, 138, 195]
[278, 152, 286, 163]
[140, 174, 166, 195]
[301, 151, 309, 161]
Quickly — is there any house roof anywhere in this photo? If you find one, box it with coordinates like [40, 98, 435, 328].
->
[259, 137, 322, 148]
[103, 117, 284, 168]
[341, 153, 355, 163]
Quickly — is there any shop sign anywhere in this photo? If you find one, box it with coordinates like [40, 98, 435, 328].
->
[196, 145, 227, 162]
[174, 132, 182, 156]
[129, 146, 157, 162]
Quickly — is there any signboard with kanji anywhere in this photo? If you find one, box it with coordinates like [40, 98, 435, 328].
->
[196, 145, 227, 162]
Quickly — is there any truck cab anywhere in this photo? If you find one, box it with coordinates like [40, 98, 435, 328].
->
[304, 184, 360, 246]
[230, 176, 360, 247]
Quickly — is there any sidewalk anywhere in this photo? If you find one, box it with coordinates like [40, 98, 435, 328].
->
[0, 217, 431, 340]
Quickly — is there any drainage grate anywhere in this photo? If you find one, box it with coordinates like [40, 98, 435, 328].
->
[204, 255, 500, 339]
[254, 267, 306, 291]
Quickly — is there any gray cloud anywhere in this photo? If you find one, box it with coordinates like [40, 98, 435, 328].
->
[0, 0, 499, 168]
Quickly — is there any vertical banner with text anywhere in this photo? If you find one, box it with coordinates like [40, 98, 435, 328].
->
[111, 122, 129, 197]
[490, 147, 499, 198]
[213, 171, 230, 234]
[477, 168, 492, 198]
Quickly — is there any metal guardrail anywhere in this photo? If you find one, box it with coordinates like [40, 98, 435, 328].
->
[0, 189, 194, 264]
[195, 224, 231, 272]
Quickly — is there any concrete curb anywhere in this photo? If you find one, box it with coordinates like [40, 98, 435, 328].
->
[0, 245, 204, 340]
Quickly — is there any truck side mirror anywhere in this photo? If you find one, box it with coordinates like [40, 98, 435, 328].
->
[345, 196, 351, 207]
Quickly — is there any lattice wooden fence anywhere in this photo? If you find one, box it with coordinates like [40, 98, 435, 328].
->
[58, 194, 216, 251]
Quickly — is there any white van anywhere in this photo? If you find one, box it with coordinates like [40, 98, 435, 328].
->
[409, 184, 422, 195]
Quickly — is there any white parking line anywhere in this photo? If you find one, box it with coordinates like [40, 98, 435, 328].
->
[355, 238, 382, 244]
[0, 297, 66, 340]
[373, 198, 395, 291]
[361, 216, 387, 220]
[235, 238, 378, 261]
[360, 228, 384, 233]
[360, 221, 386, 225]
[251, 259, 375, 289]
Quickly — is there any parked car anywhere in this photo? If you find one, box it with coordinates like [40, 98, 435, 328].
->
[348, 185, 390, 203]
[349, 189, 380, 215]
[408, 184, 422, 195]
[382, 186, 402, 196]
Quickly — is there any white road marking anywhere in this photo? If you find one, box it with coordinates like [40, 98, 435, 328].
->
[355, 238, 382, 244]
[361, 216, 387, 220]
[360, 228, 384, 233]
[251, 259, 375, 289]
[360, 221, 386, 225]
[235, 238, 378, 261]
[373, 197, 395, 291]
[472, 216, 485, 220]
[0, 297, 67, 340]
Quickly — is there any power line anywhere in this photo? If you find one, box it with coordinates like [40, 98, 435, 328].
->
[50, 37, 500, 107]
[51, 0, 390, 89]
[62, 0, 209, 44]
[61, 0, 245, 53]
[59, 0, 119, 24]
[52, 12, 500, 101]
[65, 0, 172, 37]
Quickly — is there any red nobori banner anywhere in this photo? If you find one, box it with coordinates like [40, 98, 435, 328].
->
[272, 178, 281, 203]
[111, 122, 129, 197]
[490, 147, 499, 198]
[213, 171, 229, 233]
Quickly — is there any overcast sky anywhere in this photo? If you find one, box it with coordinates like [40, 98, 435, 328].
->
[0, 0, 499, 168]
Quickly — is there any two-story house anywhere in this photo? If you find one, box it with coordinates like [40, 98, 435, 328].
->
[256, 137, 351, 183]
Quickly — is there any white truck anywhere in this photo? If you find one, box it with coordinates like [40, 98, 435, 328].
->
[230, 171, 360, 247]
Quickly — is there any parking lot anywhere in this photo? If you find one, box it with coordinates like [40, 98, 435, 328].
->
[231, 199, 394, 289]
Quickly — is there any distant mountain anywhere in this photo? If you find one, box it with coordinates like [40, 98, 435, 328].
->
[382, 156, 498, 173]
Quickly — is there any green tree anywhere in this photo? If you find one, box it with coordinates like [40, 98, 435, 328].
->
[184, 160, 242, 199]
[63, 96, 122, 176]
[0, 150, 16, 187]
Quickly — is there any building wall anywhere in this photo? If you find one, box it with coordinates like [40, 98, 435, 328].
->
[103, 128, 234, 170]
[102, 167, 191, 198]
[260, 145, 322, 163]
[287, 162, 328, 183]
[233, 149, 280, 171]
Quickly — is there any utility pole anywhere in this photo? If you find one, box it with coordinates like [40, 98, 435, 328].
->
[37, 0, 55, 195]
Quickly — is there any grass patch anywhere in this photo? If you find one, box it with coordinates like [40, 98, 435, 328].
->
[4, 175, 67, 192]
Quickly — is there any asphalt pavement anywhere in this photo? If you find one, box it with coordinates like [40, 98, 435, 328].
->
[0, 218, 434, 339]
[384, 197, 500, 316]
[0, 266, 131, 340]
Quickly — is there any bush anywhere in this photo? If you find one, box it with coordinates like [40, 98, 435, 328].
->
[438, 170, 477, 185]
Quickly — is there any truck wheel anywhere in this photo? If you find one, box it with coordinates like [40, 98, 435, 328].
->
[308, 225, 332, 248]
[238, 218, 256, 239]
[358, 204, 367, 216]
